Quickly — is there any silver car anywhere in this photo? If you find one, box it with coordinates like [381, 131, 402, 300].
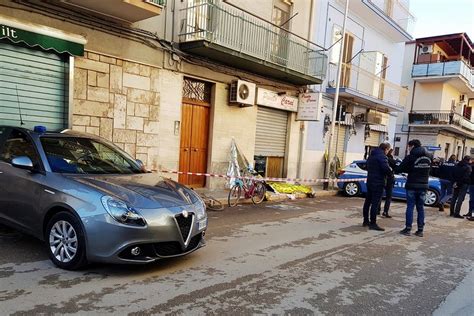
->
[0, 126, 207, 270]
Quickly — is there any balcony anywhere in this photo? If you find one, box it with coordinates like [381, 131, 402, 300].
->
[62, 0, 164, 22]
[408, 111, 474, 136]
[178, 1, 327, 85]
[326, 62, 409, 112]
[336, 0, 414, 42]
[412, 60, 474, 92]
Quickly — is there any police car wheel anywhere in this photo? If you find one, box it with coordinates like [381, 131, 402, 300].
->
[424, 189, 439, 207]
[344, 182, 360, 197]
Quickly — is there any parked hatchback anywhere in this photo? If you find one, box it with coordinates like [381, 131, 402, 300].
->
[0, 126, 207, 270]
[337, 160, 441, 207]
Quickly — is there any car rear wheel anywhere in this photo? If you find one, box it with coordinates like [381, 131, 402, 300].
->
[424, 189, 439, 207]
[343, 182, 360, 197]
[46, 212, 87, 270]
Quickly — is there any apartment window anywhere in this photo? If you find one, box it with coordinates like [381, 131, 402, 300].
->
[330, 26, 354, 87]
[394, 147, 400, 156]
[271, 0, 292, 65]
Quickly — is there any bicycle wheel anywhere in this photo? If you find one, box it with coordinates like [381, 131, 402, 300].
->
[251, 181, 266, 204]
[228, 185, 242, 207]
[205, 197, 224, 211]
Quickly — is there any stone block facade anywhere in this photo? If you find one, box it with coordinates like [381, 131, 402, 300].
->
[72, 51, 161, 170]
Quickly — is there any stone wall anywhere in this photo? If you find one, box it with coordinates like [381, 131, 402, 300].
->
[72, 51, 161, 170]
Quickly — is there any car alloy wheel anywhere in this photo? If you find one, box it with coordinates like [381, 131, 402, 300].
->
[46, 212, 87, 270]
[49, 220, 78, 263]
[424, 190, 438, 207]
[344, 182, 359, 196]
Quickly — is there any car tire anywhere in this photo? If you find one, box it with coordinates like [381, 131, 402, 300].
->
[424, 189, 439, 207]
[45, 212, 88, 270]
[343, 182, 360, 197]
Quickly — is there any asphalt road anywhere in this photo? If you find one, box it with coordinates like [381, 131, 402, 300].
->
[0, 195, 473, 315]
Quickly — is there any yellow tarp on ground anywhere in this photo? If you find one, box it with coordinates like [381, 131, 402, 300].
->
[267, 182, 313, 195]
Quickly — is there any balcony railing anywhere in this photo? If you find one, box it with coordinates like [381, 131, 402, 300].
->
[328, 62, 409, 109]
[409, 111, 474, 133]
[412, 60, 474, 89]
[145, 0, 166, 6]
[178, 0, 327, 80]
[367, 0, 415, 34]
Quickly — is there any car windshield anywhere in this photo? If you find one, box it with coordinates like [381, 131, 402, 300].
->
[40, 136, 142, 174]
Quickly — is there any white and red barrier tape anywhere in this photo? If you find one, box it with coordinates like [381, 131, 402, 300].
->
[155, 169, 367, 184]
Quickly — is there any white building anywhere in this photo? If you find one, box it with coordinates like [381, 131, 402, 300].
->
[300, 0, 415, 178]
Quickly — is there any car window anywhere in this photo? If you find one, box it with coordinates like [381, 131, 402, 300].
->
[356, 162, 367, 171]
[0, 129, 40, 165]
[41, 136, 142, 174]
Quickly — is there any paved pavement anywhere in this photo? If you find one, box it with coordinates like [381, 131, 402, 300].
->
[0, 195, 473, 315]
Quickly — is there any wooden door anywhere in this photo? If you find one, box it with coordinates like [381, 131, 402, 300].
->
[179, 102, 210, 187]
[266, 157, 284, 178]
[341, 33, 354, 87]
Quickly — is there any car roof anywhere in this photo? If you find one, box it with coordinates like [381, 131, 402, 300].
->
[0, 125, 99, 139]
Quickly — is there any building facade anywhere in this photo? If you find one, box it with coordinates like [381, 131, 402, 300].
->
[300, 0, 414, 179]
[395, 33, 474, 160]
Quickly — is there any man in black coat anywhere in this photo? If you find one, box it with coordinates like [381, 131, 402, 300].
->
[450, 155, 472, 218]
[437, 155, 457, 212]
[397, 139, 432, 237]
[362, 142, 392, 231]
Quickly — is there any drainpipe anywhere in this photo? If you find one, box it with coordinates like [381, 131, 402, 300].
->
[406, 81, 417, 156]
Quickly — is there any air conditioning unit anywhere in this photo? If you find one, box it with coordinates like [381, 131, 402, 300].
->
[229, 80, 256, 107]
[367, 110, 385, 125]
[420, 44, 433, 54]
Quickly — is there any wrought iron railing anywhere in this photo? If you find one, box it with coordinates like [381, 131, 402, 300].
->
[178, 0, 327, 79]
[409, 111, 474, 132]
[328, 62, 409, 110]
[412, 60, 474, 89]
[145, 0, 166, 6]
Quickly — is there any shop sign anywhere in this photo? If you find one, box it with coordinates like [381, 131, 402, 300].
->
[0, 19, 85, 56]
[256, 88, 298, 112]
[296, 92, 322, 121]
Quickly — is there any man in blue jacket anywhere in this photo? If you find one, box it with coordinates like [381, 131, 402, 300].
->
[437, 155, 457, 212]
[363, 142, 392, 231]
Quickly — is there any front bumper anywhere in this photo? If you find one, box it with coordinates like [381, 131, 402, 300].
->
[82, 205, 208, 264]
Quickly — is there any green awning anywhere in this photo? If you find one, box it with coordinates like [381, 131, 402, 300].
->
[0, 16, 86, 56]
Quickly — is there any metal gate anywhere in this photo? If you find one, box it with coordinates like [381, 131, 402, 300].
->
[255, 106, 288, 157]
[0, 41, 69, 130]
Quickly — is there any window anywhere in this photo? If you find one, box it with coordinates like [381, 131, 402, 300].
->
[0, 129, 40, 165]
[394, 147, 400, 156]
[356, 162, 367, 171]
[271, 0, 292, 65]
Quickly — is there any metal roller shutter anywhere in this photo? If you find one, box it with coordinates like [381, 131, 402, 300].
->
[365, 131, 381, 147]
[255, 106, 288, 157]
[0, 42, 69, 131]
[329, 125, 347, 165]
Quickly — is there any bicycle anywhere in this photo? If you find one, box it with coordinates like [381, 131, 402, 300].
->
[200, 193, 225, 211]
[228, 177, 266, 207]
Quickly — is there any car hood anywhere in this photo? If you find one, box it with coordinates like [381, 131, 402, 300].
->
[66, 173, 198, 209]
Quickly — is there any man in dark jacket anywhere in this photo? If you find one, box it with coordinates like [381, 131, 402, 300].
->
[397, 139, 432, 237]
[437, 155, 457, 212]
[362, 142, 392, 231]
[378, 148, 397, 218]
[450, 156, 472, 218]
[464, 160, 474, 219]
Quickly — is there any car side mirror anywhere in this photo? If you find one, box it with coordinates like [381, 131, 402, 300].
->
[11, 156, 34, 171]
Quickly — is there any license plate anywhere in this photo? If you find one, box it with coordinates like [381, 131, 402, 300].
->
[198, 219, 207, 230]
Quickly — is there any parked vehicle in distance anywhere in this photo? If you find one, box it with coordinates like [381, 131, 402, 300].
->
[0, 126, 207, 270]
[337, 160, 441, 207]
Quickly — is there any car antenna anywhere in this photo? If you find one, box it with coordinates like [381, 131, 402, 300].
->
[15, 85, 25, 125]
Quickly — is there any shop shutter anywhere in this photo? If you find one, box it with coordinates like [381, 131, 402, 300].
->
[255, 106, 288, 157]
[329, 125, 347, 165]
[365, 131, 381, 147]
[0, 42, 69, 131]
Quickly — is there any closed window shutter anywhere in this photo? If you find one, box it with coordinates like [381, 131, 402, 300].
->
[255, 106, 288, 157]
[365, 131, 381, 147]
[0, 42, 69, 131]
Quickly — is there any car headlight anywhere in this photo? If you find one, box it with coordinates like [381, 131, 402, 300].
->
[194, 196, 207, 220]
[101, 196, 146, 226]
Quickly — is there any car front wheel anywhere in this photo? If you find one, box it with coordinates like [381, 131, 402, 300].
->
[46, 212, 87, 270]
[343, 182, 360, 197]
[424, 189, 439, 207]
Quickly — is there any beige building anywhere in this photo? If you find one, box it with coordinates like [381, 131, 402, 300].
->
[0, 0, 327, 189]
[396, 33, 474, 159]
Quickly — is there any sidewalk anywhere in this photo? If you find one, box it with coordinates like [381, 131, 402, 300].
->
[194, 184, 340, 206]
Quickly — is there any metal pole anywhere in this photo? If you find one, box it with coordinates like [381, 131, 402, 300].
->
[326, 0, 349, 182]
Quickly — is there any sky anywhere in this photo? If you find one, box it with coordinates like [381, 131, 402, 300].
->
[410, 0, 474, 39]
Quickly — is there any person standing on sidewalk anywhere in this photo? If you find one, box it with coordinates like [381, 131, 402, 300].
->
[450, 156, 472, 219]
[397, 140, 432, 237]
[379, 148, 397, 218]
[363, 142, 392, 231]
[437, 155, 457, 212]
[463, 159, 474, 219]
